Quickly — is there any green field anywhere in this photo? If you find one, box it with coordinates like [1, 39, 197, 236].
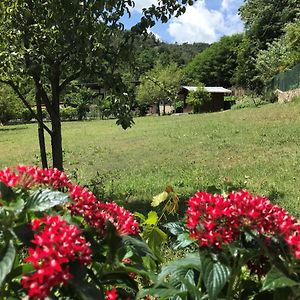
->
[1, 101, 300, 216]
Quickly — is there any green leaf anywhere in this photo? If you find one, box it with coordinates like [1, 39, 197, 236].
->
[157, 252, 201, 285]
[137, 287, 187, 299]
[147, 227, 168, 249]
[69, 262, 104, 300]
[101, 271, 138, 291]
[200, 254, 230, 300]
[134, 212, 146, 222]
[104, 222, 122, 264]
[173, 232, 195, 250]
[13, 224, 34, 246]
[151, 191, 168, 207]
[261, 267, 300, 291]
[164, 222, 186, 235]
[143, 211, 158, 226]
[122, 235, 157, 260]
[25, 189, 69, 211]
[0, 240, 16, 287]
[3, 198, 25, 214]
[180, 271, 205, 300]
[0, 182, 16, 201]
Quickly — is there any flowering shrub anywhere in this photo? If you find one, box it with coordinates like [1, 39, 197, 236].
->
[138, 190, 300, 299]
[2, 165, 300, 299]
[186, 190, 300, 258]
[21, 215, 91, 298]
[0, 165, 153, 299]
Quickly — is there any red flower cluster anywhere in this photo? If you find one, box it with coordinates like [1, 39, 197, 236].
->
[186, 190, 300, 258]
[69, 185, 139, 236]
[0, 165, 139, 236]
[21, 215, 91, 299]
[0, 165, 70, 189]
[105, 288, 119, 300]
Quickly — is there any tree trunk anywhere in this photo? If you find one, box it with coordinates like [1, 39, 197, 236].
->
[35, 86, 48, 169]
[157, 101, 160, 116]
[163, 100, 166, 115]
[51, 114, 63, 170]
[50, 65, 63, 170]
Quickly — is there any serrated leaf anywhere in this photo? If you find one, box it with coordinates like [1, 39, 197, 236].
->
[151, 191, 168, 207]
[25, 189, 69, 211]
[201, 254, 230, 300]
[143, 211, 158, 226]
[0, 240, 16, 287]
[261, 267, 299, 292]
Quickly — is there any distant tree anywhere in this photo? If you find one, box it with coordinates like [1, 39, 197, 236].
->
[136, 63, 182, 115]
[234, 0, 299, 91]
[186, 84, 211, 113]
[233, 37, 263, 91]
[184, 34, 243, 87]
[0, 0, 197, 170]
[239, 0, 298, 49]
[255, 16, 300, 86]
[0, 84, 24, 125]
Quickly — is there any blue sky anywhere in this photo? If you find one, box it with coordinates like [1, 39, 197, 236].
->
[123, 0, 244, 44]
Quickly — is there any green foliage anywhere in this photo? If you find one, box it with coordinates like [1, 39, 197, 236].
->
[60, 106, 78, 121]
[0, 84, 23, 124]
[255, 16, 300, 85]
[0, 240, 16, 288]
[133, 33, 209, 75]
[143, 221, 300, 300]
[231, 95, 269, 109]
[0, 177, 157, 299]
[261, 267, 300, 292]
[186, 84, 211, 113]
[234, 0, 299, 91]
[3, 102, 300, 215]
[136, 62, 182, 114]
[25, 189, 69, 211]
[0, 0, 197, 168]
[184, 34, 243, 87]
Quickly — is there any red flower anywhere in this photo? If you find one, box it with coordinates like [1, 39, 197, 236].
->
[105, 287, 119, 300]
[186, 190, 300, 259]
[0, 165, 71, 190]
[21, 215, 91, 299]
[69, 185, 139, 236]
[0, 166, 140, 237]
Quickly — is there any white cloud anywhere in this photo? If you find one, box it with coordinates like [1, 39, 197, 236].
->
[130, 0, 158, 13]
[167, 0, 244, 44]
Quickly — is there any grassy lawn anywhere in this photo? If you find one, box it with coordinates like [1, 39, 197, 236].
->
[1, 100, 300, 216]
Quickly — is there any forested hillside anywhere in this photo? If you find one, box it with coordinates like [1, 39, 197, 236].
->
[1, 0, 299, 125]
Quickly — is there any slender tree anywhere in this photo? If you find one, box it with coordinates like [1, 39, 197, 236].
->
[0, 0, 197, 170]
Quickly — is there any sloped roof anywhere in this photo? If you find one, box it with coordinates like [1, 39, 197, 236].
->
[181, 86, 232, 93]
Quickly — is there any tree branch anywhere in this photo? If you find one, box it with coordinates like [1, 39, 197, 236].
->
[0, 79, 52, 136]
[32, 77, 56, 118]
[59, 69, 83, 92]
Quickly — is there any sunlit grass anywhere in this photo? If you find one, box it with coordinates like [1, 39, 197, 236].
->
[1, 100, 300, 215]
